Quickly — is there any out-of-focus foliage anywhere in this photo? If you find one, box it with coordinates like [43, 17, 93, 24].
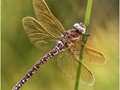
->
[2, 0, 118, 90]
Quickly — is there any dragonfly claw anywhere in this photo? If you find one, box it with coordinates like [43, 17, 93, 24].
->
[80, 41, 85, 47]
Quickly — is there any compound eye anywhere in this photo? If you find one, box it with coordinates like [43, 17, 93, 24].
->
[73, 23, 80, 28]
[73, 23, 86, 34]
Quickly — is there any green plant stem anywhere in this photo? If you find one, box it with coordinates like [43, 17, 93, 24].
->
[74, 0, 93, 90]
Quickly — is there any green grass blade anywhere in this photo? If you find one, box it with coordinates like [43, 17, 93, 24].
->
[74, 0, 93, 90]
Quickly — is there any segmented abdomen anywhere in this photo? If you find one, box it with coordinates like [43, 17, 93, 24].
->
[12, 40, 66, 90]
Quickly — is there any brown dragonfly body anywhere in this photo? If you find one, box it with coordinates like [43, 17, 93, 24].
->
[13, 25, 85, 90]
[12, 0, 106, 90]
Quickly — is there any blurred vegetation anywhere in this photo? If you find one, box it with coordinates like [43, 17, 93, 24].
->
[2, 0, 118, 90]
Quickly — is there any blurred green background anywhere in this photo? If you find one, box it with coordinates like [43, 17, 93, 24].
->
[2, 0, 119, 90]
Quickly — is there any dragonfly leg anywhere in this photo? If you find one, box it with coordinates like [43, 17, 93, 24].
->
[85, 34, 90, 36]
[80, 41, 85, 47]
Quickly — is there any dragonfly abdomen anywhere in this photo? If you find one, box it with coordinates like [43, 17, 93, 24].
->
[12, 40, 66, 90]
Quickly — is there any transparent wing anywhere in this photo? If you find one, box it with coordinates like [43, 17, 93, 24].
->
[33, 0, 65, 37]
[70, 40, 107, 64]
[22, 17, 59, 50]
[57, 50, 95, 86]
[83, 46, 107, 64]
[57, 38, 106, 85]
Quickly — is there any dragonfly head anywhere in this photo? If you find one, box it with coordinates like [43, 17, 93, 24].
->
[74, 23, 86, 35]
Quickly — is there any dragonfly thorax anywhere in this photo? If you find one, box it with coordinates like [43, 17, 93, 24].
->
[74, 23, 86, 35]
[62, 29, 80, 38]
[60, 29, 81, 48]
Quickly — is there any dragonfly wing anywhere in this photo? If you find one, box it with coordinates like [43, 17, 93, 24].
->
[22, 17, 58, 50]
[57, 50, 95, 86]
[83, 46, 107, 64]
[33, 0, 65, 36]
[57, 50, 77, 79]
[80, 62, 95, 86]
[70, 40, 107, 64]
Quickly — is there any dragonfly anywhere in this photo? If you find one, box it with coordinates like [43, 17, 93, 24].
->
[12, 0, 107, 90]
